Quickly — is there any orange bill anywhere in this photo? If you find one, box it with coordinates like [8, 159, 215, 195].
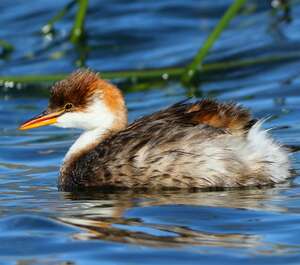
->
[19, 110, 64, 130]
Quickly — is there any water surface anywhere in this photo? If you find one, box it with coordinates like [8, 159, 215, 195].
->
[1, 1, 300, 264]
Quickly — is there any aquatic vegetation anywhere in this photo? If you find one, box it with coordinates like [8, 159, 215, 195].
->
[1, 0, 297, 92]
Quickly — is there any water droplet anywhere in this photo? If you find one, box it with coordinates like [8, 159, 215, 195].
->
[162, 73, 169, 80]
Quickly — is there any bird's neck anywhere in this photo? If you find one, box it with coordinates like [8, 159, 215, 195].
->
[64, 127, 107, 163]
[63, 104, 128, 165]
[59, 118, 127, 190]
[59, 127, 108, 190]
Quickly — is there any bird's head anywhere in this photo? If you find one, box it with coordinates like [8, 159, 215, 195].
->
[19, 69, 127, 132]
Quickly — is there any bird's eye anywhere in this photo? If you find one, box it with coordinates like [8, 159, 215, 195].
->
[64, 103, 73, 111]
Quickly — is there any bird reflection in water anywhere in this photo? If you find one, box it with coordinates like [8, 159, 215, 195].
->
[56, 186, 291, 250]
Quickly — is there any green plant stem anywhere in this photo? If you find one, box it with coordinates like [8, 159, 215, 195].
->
[182, 0, 246, 84]
[70, 0, 89, 44]
[1, 52, 299, 84]
[41, 0, 76, 34]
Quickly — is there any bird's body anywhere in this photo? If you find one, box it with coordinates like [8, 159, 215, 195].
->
[19, 70, 291, 191]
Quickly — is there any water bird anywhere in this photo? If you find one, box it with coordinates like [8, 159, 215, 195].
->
[19, 70, 291, 191]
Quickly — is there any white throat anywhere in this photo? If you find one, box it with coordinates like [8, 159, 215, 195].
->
[64, 127, 105, 162]
[56, 98, 116, 163]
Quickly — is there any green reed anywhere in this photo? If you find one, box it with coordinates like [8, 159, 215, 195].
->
[0, 0, 296, 90]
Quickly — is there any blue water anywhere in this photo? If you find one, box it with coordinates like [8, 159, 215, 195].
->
[1, 1, 300, 264]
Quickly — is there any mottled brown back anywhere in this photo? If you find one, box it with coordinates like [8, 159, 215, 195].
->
[186, 99, 253, 134]
[127, 99, 254, 135]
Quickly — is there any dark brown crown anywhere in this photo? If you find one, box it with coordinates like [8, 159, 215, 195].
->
[49, 69, 100, 111]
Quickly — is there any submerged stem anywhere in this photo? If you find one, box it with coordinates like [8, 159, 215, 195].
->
[1, 52, 299, 84]
[0, 39, 14, 59]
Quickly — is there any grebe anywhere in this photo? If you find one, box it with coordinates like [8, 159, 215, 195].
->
[19, 70, 291, 191]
